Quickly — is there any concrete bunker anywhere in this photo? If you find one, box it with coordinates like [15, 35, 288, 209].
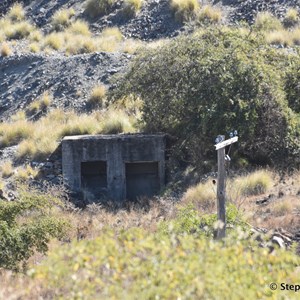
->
[62, 134, 166, 202]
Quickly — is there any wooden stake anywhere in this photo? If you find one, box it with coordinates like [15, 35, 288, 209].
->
[214, 135, 238, 239]
[216, 147, 226, 239]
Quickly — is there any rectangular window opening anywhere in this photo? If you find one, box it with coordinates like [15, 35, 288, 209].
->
[125, 162, 160, 201]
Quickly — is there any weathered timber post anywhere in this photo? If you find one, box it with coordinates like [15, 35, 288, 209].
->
[214, 136, 238, 239]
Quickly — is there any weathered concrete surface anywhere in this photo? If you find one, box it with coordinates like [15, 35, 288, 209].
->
[62, 134, 166, 202]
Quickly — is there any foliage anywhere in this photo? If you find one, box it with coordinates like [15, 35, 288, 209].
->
[0, 188, 69, 271]
[158, 202, 248, 237]
[31, 222, 299, 299]
[114, 27, 300, 168]
[285, 56, 300, 113]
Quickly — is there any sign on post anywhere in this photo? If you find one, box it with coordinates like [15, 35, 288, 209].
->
[214, 135, 238, 239]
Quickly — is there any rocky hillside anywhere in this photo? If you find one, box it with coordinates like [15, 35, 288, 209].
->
[1, 0, 300, 119]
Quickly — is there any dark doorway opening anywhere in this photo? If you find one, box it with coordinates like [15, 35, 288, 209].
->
[125, 162, 160, 200]
[81, 161, 107, 200]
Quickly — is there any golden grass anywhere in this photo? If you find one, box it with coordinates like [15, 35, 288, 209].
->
[101, 110, 135, 134]
[232, 170, 273, 196]
[170, 0, 200, 22]
[67, 20, 91, 36]
[89, 85, 107, 107]
[0, 42, 12, 56]
[14, 165, 38, 181]
[182, 179, 216, 212]
[0, 120, 34, 147]
[266, 29, 292, 46]
[255, 12, 283, 32]
[198, 5, 222, 24]
[85, 0, 117, 18]
[29, 42, 40, 53]
[283, 8, 299, 28]
[13, 107, 136, 160]
[51, 8, 75, 31]
[8, 3, 25, 22]
[27, 92, 52, 115]
[0, 161, 14, 178]
[123, 0, 143, 17]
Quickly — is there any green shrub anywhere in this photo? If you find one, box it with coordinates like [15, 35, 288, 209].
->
[285, 56, 300, 113]
[114, 28, 300, 168]
[31, 223, 299, 299]
[0, 188, 69, 271]
[85, 0, 117, 18]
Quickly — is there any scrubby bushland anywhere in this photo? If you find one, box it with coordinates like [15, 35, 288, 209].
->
[0, 188, 69, 271]
[114, 28, 300, 169]
[31, 219, 299, 299]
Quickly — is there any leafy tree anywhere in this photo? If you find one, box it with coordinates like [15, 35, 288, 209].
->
[114, 28, 300, 168]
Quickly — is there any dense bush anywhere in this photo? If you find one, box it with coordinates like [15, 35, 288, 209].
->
[0, 188, 69, 271]
[32, 223, 299, 299]
[114, 28, 300, 168]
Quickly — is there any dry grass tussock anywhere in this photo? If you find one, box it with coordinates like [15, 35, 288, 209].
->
[41, 25, 141, 54]
[0, 4, 42, 42]
[85, 0, 117, 18]
[197, 5, 222, 24]
[266, 26, 300, 46]
[6, 107, 137, 160]
[170, 0, 200, 22]
[51, 8, 75, 31]
[255, 12, 283, 32]
[182, 179, 216, 212]
[0, 161, 14, 178]
[0, 42, 12, 56]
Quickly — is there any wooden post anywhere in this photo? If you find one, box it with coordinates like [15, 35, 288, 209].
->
[214, 136, 238, 239]
[216, 146, 226, 239]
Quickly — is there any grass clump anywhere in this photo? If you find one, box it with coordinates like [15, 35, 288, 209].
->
[283, 8, 299, 28]
[101, 110, 135, 134]
[51, 8, 75, 31]
[0, 161, 14, 178]
[0, 120, 34, 148]
[67, 20, 91, 36]
[197, 5, 222, 24]
[233, 170, 273, 196]
[14, 165, 38, 181]
[254, 12, 283, 31]
[170, 0, 200, 23]
[88, 84, 107, 107]
[182, 180, 216, 211]
[0, 42, 12, 56]
[85, 0, 117, 18]
[8, 3, 25, 22]
[123, 0, 143, 17]
[27, 92, 52, 116]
